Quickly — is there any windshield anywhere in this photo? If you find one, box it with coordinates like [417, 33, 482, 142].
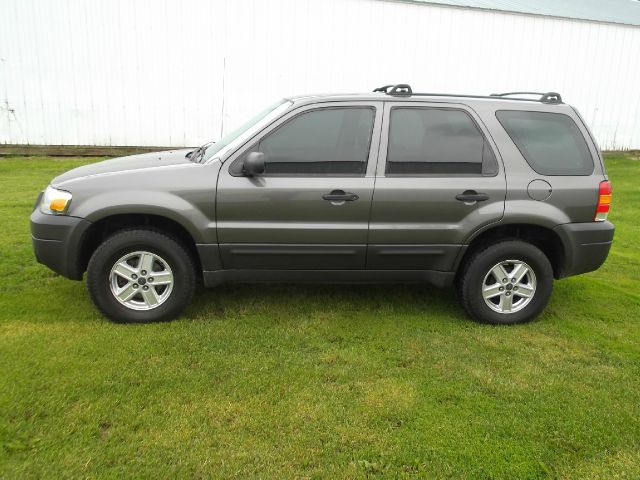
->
[199, 99, 292, 163]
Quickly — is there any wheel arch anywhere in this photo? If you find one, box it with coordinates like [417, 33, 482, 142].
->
[454, 223, 566, 280]
[78, 213, 202, 277]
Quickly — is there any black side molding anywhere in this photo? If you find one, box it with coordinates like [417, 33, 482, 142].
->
[203, 269, 455, 289]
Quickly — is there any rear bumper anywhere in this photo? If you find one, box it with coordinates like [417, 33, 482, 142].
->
[553, 221, 614, 278]
[31, 210, 92, 280]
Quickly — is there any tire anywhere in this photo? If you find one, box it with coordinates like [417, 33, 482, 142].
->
[458, 240, 553, 325]
[87, 229, 196, 323]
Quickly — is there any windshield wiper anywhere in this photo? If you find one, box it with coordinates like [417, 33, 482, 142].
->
[187, 142, 214, 163]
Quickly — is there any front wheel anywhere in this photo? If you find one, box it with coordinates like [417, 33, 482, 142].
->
[87, 229, 196, 323]
[458, 240, 553, 325]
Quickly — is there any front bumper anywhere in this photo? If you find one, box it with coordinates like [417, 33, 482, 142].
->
[31, 210, 92, 280]
[553, 221, 614, 278]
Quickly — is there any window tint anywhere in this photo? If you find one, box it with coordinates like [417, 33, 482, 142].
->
[496, 111, 593, 175]
[256, 107, 374, 175]
[386, 108, 495, 175]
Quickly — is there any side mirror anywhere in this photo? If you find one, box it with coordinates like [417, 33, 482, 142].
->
[242, 152, 265, 176]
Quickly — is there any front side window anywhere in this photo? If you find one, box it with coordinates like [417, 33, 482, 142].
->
[254, 107, 375, 176]
[386, 107, 496, 175]
[496, 110, 593, 175]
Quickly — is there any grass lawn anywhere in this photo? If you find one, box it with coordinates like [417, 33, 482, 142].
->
[1, 153, 639, 479]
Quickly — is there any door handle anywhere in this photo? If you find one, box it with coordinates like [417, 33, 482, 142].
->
[456, 190, 489, 203]
[322, 190, 359, 202]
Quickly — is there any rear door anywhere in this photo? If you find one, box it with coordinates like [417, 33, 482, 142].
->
[367, 101, 506, 271]
[216, 101, 383, 270]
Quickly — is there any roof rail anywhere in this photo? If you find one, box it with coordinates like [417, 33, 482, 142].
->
[373, 84, 412, 96]
[490, 91, 563, 104]
[373, 84, 563, 104]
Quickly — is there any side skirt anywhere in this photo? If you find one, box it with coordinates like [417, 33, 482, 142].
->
[202, 269, 455, 288]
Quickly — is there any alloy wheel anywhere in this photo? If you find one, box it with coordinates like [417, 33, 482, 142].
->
[481, 259, 537, 314]
[109, 251, 174, 311]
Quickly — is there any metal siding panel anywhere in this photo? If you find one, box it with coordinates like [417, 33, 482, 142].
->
[0, 0, 639, 149]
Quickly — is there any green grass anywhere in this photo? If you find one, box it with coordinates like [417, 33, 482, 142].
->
[1, 154, 639, 479]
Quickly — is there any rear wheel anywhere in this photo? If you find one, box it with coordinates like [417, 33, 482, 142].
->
[87, 229, 196, 323]
[458, 240, 553, 325]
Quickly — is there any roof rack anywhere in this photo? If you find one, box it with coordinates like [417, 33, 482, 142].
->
[373, 84, 563, 104]
[490, 91, 563, 104]
[373, 84, 412, 96]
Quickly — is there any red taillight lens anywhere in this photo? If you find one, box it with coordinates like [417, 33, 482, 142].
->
[595, 181, 612, 222]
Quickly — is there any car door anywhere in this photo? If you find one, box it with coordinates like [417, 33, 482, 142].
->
[216, 101, 383, 270]
[367, 101, 506, 271]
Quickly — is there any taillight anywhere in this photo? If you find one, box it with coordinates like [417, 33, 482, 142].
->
[595, 181, 612, 222]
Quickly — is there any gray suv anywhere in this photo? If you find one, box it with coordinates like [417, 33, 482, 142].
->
[30, 84, 614, 325]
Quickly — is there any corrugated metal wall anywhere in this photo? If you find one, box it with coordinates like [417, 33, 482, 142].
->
[1, 0, 639, 149]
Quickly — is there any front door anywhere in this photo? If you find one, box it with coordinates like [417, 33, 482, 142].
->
[217, 102, 383, 270]
[368, 101, 506, 271]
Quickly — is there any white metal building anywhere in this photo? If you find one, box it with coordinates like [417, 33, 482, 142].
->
[1, 0, 640, 149]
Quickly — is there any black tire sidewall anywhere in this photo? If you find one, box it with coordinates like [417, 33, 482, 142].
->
[87, 230, 196, 323]
[461, 241, 553, 325]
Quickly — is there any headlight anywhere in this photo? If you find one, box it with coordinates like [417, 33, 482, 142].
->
[40, 186, 73, 215]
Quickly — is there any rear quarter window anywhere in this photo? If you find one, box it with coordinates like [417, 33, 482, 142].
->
[496, 111, 594, 176]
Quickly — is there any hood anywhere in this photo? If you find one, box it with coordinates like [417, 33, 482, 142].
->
[52, 149, 195, 186]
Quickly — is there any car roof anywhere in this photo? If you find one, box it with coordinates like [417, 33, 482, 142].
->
[285, 88, 571, 110]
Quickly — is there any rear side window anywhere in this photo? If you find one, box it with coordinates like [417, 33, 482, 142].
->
[256, 107, 375, 176]
[386, 107, 497, 176]
[496, 111, 593, 175]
